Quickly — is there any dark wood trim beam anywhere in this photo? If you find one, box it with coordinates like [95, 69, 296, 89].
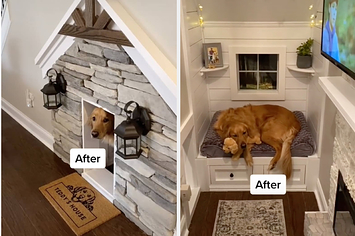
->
[71, 8, 85, 27]
[93, 10, 111, 29]
[59, 24, 133, 47]
[85, 0, 95, 27]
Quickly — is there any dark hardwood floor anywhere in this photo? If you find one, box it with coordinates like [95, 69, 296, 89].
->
[188, 191, 319, 236]
[1, 110, 147, 236]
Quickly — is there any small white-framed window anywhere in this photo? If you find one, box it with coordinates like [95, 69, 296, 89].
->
[229, 46, 286, 100]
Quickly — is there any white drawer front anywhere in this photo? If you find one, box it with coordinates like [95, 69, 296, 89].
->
[210, 165, 252, 186]
[262, 164, 305, 186]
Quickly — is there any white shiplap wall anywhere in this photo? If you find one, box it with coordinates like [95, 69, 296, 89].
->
[203, 22, 312, 118]
[185, 3, 210, 146]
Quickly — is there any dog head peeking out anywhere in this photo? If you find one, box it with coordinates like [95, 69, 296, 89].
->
[87, 108, 114, 143]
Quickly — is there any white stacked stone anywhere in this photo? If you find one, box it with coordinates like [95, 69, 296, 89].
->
[328, 111, 355, 224]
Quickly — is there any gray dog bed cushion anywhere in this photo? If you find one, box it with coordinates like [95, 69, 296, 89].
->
[200, 111, 316, 158]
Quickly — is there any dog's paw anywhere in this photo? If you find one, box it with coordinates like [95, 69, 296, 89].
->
[245, 159, 253, 167]
[267, 163, 276, 171]
[256, 140, 262, 145]
[231, 156, 240, 162]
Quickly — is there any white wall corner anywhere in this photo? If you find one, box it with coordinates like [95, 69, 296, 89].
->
[1, 98, 54, 151]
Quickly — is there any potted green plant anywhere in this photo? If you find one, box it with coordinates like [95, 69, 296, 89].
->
[296, 38, 314, 69]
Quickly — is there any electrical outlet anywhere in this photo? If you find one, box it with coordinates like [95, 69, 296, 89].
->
[26, 89, 34, 108]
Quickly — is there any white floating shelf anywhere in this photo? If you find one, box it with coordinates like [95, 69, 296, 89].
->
[287, 65, 315, 76]
[200, 65, 229, 76]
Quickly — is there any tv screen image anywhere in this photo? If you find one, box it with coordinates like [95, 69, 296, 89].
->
[321, 0, 355, 79]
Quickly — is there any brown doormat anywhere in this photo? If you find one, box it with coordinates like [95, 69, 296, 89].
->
[39, 172, 120, 236]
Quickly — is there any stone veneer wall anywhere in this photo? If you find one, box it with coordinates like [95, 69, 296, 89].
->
[50, 39, 177, 236]
[328, 111, 355, 223]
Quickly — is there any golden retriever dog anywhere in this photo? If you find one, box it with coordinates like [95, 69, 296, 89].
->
[214, 104, 301, 179]
[87, 107, 114, 146]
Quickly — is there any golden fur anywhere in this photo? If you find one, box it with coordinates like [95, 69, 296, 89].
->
[214, 104, 301, 178]
[87, 108, 114, 146]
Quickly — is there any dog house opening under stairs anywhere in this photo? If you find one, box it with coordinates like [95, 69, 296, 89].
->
[35, 0, 177, 235]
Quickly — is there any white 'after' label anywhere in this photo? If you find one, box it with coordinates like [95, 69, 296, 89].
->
[70, 148, 106, 169]
[250, 174, 286, 195]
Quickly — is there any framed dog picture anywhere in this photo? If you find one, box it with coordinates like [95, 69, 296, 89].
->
[203, 43, 223, 68]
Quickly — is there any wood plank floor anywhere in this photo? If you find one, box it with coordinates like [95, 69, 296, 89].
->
[1, 110, 147, 236]
[188, 191, 319, 236]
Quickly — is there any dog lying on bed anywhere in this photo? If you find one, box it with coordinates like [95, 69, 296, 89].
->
[87, 107, 114, 146]
[214, 104, 300, 179]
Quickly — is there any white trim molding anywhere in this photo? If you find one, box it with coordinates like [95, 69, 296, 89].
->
[314, 178, 328, 212]
[319, 76, 355, 132]
[204, 21, 310, 28]
[229, 45, 286, 100]
[1, 98, 54, 151]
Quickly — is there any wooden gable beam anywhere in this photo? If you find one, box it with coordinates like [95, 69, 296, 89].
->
[58, 23, 132, 47]
[85, 0, 95, 27]
[72, 8, 85, 27]
[93, 10, 111, 29]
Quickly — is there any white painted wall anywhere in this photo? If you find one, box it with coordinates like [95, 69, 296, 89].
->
[204, 22, 312, 118]
[1, 0, 73, 133]
[117, 0, 177, 66]
[199, 0, 317, 22]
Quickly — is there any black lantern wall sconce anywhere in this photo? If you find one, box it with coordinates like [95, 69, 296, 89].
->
[40, 68, 67, 110]
[114, 101, 151, 159]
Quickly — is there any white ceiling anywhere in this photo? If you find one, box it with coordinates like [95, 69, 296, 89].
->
[199, 0, 318, 22]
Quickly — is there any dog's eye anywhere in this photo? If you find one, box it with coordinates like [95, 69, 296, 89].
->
[92, 117, 96, 121]
[103, 118, 109, 123]
[243, 131, 246, 135]
[233, 134, 238, 137]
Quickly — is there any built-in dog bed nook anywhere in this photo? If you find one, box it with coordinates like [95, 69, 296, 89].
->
[196, 110, 318, 191]
[201, 111, 316, 158]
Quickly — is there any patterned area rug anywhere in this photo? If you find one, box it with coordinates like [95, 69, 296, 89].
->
[213, 200, 287, 236]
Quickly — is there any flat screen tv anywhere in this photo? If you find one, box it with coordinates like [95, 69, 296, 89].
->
[321, 0, 355, 79]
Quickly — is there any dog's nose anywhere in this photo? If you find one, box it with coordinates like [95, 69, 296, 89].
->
[92, 131, 99, 138]
[241, 142, 246, 149]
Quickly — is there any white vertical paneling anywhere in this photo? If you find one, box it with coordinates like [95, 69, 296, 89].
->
[188, 26, 202, 46]
[190, 40, 203, 62]
[209, 100, 307, 112]
[184, 0, 210, 147]
[203, 21, 312, 116]
[186, 12, 200, 29]
[185, 0, 197, 13]
[206, 77, 230, 88]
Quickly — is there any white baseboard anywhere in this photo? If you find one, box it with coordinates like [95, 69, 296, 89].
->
[2, 98, 54, 151]
[188, 187, 201, 218]
[180, 215, 189, 236]
[314, 178, 328, 211]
